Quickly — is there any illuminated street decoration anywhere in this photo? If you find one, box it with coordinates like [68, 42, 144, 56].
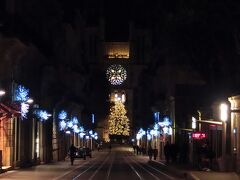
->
[37, 110, 51, 121]
[79, 132, 85, 138]
[106, 64, 127, 85]
[15, 85, 29, 102]
[92, 114, 95, 124]
[58, 110, 67, 120]
[147, 133, 152, 141]
[154, 112, 160, 122]
[72, 117, 78, 124]
[67, 121, 73, 128]
[59, 120, 67, 130]
[158, 117, 172, 127]
[73, 126, 80, 133]
[136, 128, 146, 140]
[21, 102, 29, 118]
[108, 101, 130, 136]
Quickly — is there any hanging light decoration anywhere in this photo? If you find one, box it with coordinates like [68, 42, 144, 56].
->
[106, 64, 127, 85]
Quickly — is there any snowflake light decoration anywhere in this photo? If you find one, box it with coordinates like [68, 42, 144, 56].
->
[37, 110, 50, 121]
[59, 120, 67, 130]
[72, 117, 78, 124]
[58, 110, 67, 120]
[21, 102, 29, 118]
[106, 64, 127, 85]
[15, 85, 29, 102]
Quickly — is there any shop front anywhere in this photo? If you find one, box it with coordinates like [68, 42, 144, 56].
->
[0, 103, 20, 170]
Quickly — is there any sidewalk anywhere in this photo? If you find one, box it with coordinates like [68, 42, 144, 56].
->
[146, 156, 240, 180]
[0, 150, 102, 180]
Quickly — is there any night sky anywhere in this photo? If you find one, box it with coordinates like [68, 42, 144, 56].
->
[1, 0, 240, 125]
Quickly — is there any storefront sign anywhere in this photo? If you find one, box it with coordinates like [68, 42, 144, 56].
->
[192, 132, 206, 139]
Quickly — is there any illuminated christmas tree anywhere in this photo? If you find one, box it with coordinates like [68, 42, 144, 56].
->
[108, 101, 130, 136]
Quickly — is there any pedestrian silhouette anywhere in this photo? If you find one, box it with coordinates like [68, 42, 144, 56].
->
[148, 146, 153, 161]
[69, 144, 77, 165]
[164, 141, 171, 163]
[153, 147, 158, 160]
[109, 144, 112, 152]
[136, 145, 140, 155]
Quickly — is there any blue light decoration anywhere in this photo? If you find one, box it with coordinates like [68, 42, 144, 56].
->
[79, 126, 84, 132]
[59, 120, 67, 130]
[58, 110, 67, 120]
[92, 114, 95, 124]
[72, 117, 78, 124]
[89, 130, 93, 135]
[136, 128, 146, 140]
[21, 102, 29, 118]
[36, 110, 51, 121]
[154, 112, 160, 122]
[158, 116, 172, 135]
[67, 121, 73, 128]
[158, 116, 172, 127]
[79, 132, 85, 138]
[66, 130, 71, 134]
[73, 127, 80, 133]
[147, 133, 152, 141]
[15, 85, 29, 102]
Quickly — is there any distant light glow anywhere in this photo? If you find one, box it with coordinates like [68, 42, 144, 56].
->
[192, 117, 197, 129]
[21, 102, 29, 118]
[92, 114, 95, 124]
[147, 134, 152, 141]
[85, 135, 89, 140]
[154, 112, 160, 122]
[121, 94, 126, 103]
[27, 98, 34, 104]
[0, 90, 6, 96]
[66, 131, 71, 134]
[233, 128, 237, 134]
[15, 85, 29, 101]
[220, 103, 228, 121]
[58, 110, 67, 120]
[89, 130, 93, 135]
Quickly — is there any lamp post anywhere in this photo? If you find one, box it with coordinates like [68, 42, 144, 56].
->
[220, 103, 228, 159]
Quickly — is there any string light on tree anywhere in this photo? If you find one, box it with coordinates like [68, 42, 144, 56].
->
[108, 101, 130, 136]
[106, 64, 127, 85]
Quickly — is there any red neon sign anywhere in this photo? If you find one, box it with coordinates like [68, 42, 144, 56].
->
[192, 132, 206, 139]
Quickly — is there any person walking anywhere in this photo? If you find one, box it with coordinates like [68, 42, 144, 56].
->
[153, 147, 158, 160]
[148, 146, 153, 161]
[164, 141, 171, 163]
[69, 144, 77, 165]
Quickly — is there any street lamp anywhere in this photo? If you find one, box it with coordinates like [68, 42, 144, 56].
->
[0, 90, 6, 96]
[220, 103, 228, 159]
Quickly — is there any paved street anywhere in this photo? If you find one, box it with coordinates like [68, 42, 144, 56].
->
[0, 146, 180, 180]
